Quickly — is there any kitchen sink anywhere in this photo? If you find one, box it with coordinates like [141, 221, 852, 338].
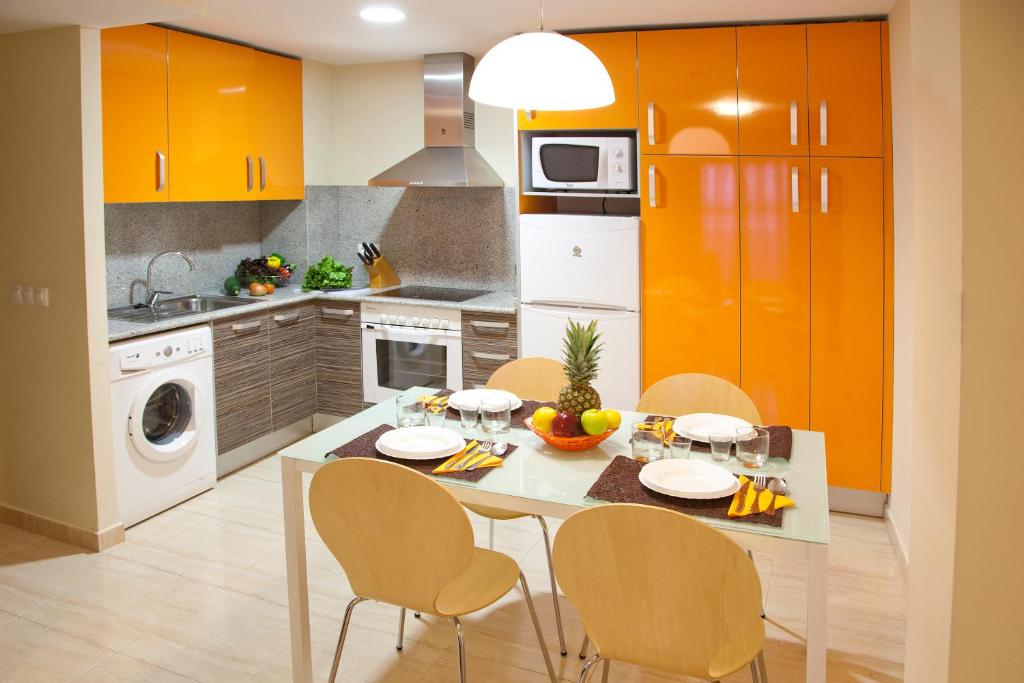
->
[108, 294, 257, 323]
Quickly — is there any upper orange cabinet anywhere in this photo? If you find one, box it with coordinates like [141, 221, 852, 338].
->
[807, 22, 883, 157]
[737, 25, 809, 156]
[253, 50, 305, 200]
[101, 25, 170, 203]
[638, 28, 738, 155]
[517, 32, 637, 130]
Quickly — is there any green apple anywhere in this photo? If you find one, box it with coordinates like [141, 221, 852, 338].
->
[532, 406, 558, 433]
[580, 408, 609, 436]
[603, 409, 622, 430]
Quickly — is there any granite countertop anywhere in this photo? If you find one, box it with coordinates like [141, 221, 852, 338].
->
[107, 286, 518, 342]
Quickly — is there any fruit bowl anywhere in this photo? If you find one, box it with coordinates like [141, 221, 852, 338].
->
[524, 417, 617, 452]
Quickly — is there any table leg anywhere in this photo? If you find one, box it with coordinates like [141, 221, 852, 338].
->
[806, 543, 827, 683]
[282, 457, 313, 683]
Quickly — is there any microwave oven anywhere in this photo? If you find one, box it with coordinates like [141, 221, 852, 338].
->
[530, 135, 636, 193]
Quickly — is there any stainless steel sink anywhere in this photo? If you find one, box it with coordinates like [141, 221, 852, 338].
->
[108, 294, 257, 323]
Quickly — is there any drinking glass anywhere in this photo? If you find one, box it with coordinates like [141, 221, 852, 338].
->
[631, 422, 666, 463]
[736, 426, 770, 470]
[458, 400, 480, 437]
[480, 397, 511, 453]
[708, 433, 733, 462]
[668, 434, 693, 459]
[396, 395, 426, 427]
[425, 407, 447, 428]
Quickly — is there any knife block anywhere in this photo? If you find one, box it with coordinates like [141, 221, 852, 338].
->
[364, 256, 401, 289]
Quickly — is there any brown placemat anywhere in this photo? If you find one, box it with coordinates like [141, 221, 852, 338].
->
[643, 415, 793, 461]
[433, 389, 557, 431]
[585, 455, 786, 528]
[326, 423, 516, 483]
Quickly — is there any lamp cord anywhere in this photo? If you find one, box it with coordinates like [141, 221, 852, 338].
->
[539, 0, 544, 30]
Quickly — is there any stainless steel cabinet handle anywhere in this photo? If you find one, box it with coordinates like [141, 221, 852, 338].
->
[259, 155, 266, 191]
[790, 101, 798, 146]
[246, 155, 254, 192]
[155, 151, 166, 192]
[273, 311, 299, 323]
[820, 168, 829, 214]
[648, 164, 657, 208]
[819, 101, 828, 146]
[469, 320, 509, 329]
[322, 308, 355, 317]
[791, 167, 800, 213]
[232, 320, 262, 332]
[647, 102, 656, 146]
[471, 351, 511, 361]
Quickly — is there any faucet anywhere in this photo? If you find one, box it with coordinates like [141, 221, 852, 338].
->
[144, 251, 196, 308]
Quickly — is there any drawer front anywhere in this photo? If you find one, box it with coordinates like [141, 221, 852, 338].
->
[269, 303, 315, 350]
[462, 311, 517, 346]
[316, 303, 363, 416]
[463, 340, 518, 390]
[315, 303, 361, 334]
[212, 311, 272, 452]
[270, 304, 316, 428]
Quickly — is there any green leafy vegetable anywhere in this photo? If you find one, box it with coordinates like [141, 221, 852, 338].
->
[302, 256, 353, 291]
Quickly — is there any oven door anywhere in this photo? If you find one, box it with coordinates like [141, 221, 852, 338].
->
[361, 325, 463, 404]
[531, 138, 609, 190]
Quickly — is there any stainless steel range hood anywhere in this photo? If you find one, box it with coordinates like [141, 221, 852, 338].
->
[369, 53, 504, 188]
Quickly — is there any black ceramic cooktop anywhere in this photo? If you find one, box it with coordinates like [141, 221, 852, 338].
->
[368, 286, 489, 303]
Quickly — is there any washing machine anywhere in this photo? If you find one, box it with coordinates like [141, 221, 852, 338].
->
[109, 326, 217, 527]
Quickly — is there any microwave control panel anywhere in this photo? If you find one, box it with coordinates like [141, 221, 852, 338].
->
[605, 137, 636, 190]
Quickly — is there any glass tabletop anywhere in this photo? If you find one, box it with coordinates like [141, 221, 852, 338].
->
[279, 387, 829, 545]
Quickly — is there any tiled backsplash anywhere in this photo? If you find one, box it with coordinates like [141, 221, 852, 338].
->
[104, 186, 518, 307]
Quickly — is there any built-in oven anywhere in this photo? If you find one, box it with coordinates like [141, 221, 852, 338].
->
[529, 134, 636, 192]
[361, 303, 463, 403]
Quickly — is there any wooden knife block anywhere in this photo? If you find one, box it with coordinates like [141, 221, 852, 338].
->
[363, 256, 401, 289]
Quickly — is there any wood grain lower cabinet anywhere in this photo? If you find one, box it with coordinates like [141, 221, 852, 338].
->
[212, 311, 272, 453]
[462, 312, 518, 389]
[269, 304, 316, 429]
[315, 303, 363, 417]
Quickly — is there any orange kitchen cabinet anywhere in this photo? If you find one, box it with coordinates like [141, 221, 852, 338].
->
[810, 157, 884, 491]
[808, 22, 883, 158]
[253, 50, 304, 200]
[638, 28, 738, 155]
[517, 32, 637, 130]
[740, 157, 810, 428]
[168, 30, 256, 201]
[641, 156, 740, 389]
[101, 25, 170, 203]
[737, 25, 809, 156]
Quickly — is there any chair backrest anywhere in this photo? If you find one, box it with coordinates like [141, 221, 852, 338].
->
[486, 356, 565, 402]
[309, 458, 475, 614]
[636, 373, 762, 423]
[552, 504, 764, 680]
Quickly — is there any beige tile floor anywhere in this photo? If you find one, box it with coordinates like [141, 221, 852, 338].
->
[0, 454, 906, 682]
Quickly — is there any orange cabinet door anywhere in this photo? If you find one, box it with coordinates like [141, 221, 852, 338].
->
[807, 22, 883, 158]
[638, 28, 738, 155]
[101, 25, 169, 203]
[740, 158, 810, 428]
[517, 32, 637, 130]
[641, 156, 740, 389]
[810, 157, 884, 491]
[254, 50, 304, 200]
[168, 30, 256, 201]
[737, 25, 808, 156]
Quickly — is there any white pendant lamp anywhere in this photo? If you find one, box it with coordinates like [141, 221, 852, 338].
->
[468, 1, 614, 111]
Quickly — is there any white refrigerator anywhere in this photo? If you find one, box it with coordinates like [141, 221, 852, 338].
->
[519, 213, 641, 409]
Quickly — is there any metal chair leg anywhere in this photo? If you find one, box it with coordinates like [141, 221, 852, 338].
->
[488, 518, 495, 550]
[579, 634, 590, 659]
[329, 597, 365, 683]
[397, 607, 406, 650]
[520, 572, 558, 683]
[750, 660, 760, 682]
[757, 650, 768, 682]
[535, 515, 568, 656]
[602, 658, 610, 683]
[451, 617, 467, 683]
[578, 654, 603, 683]
[414, 612, 421, 618]
[748, 549, 765, 618]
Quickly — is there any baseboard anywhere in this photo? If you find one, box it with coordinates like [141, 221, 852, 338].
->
[0, 504, 125, 552]
[828, 486, 887, 516]
[217, 417, 314, 477]
[884, 504, 910, 593]
[313, 413, 347, 432]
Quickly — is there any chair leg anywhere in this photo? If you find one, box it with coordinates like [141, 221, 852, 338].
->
[397, 607, 406, 650]
[578, 654, 603, 683]
[748, 549, 765, 618]
[602, 658, 610, 683]
[488, 518, 495, 550]
[750, 660, 760, 682]
[579, 634, 589, 659]
[535, 515, 568, 656]
[757, 650, 768, 682]
[414, 612, 421, 618]
[520, 572, 558, 683]
[329, 597, 365, 683]
[451, 617, 467, 683]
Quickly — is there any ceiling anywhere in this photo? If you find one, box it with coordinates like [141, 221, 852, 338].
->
[0, 0, 893, 64]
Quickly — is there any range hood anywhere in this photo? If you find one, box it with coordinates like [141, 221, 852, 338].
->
[369, 53, 504, 188]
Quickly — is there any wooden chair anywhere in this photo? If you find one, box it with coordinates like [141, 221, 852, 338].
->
[553, 504, 768, 683]
[636, 373, 763, 424]
[309, 458, 557, 683]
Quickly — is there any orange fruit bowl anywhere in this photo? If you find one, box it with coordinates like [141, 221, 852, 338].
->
[524, 417, 617, 452]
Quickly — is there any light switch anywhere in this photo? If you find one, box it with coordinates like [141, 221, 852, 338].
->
[8, 285, 23, 305]
[34, 287, 49, 307]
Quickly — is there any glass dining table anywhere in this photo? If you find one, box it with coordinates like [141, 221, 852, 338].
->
[278, 387, 830, 683]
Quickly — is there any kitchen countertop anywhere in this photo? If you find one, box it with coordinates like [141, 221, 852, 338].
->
[107, 286, 518, 342]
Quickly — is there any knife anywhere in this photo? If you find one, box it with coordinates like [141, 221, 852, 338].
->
[446, 443, 480, 472]
[368, 243, 382, 258]
[361, 243, 376, 262]
[356, 250, 371, 265]
[466, 452, 498, 471]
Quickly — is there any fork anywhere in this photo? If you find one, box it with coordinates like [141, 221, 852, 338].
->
[752, 474, 768, 489]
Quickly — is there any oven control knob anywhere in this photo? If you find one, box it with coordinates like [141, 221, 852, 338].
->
[387, 315, 398, 324]
[397, 316, 406, 325]
[440, 319, 450, 329]
[410, 317, 420, 326]
[429, 318, 439, 328]
[163, 345, 173, 357]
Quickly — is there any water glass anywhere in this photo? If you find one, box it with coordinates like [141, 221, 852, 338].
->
[668, 435, 693, 459]
[708, 433, 734, 462]
[458, 400, 480, 437]
[480, 397, 511, 444]
[736, 426, 770, 469]
[396, 396, 426, 427]
[424, 407, 447, 428]
[631, 422, 666, 463]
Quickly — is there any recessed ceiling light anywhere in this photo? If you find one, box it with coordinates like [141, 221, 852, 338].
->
[360, 6, 405, 23]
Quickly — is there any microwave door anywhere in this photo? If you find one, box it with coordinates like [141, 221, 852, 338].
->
[532, 141, 606, 190]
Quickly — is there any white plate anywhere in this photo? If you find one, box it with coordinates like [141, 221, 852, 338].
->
[375, 427, 466, 461]
[673, 413, 753, 443]
[448, 389, 523, 412]
[639, 459, 740, 500]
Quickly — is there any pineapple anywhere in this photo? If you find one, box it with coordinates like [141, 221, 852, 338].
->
[556, 320, 603, 416]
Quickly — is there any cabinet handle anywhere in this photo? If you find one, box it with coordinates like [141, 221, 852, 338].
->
[525, 110, 536, 121]
[647, 102, 656, 146]
[469, 320, 509, 329]
[246, 155, 254, 192]
[819, 101, 828, 146]
[273, 311, 299, 323]
[791, 167, 800, 213]
[231, 320, 262, 332]
[155, 151, 166, 192]
[790, 101, 798, 146]
[471, 351, 511, 362]
[322, 307, 355, 317]
[259, 156, 267, 191]
[820, 168, 829, 214]
[648, 164, 657, 208]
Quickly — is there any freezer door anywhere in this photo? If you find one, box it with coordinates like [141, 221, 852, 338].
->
[519, 214, 640, 311]
[520, 304, 640, 410]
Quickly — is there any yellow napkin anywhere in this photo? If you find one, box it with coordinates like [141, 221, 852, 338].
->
[728, 475, 794, 518]
[418, 394, 449, 413]
[638, 418, 676, 443]
[431, 442, 503, 474]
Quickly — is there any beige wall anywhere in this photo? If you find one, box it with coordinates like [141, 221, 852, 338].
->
[0, 26, 116, 534]
[302, 59, 336, 186]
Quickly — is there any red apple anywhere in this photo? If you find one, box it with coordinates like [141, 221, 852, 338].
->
[551, 411, 580, 437]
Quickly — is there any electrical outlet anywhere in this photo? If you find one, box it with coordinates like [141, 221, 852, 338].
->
[8, 284, 23, 305]
[33, 287, 49, 307]
[8, 285, 49, 307]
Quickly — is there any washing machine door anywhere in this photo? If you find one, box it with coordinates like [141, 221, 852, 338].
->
[128, 368, 204, 463]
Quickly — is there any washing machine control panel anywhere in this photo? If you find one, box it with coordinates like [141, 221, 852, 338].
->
[119, 332, 209, 372]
